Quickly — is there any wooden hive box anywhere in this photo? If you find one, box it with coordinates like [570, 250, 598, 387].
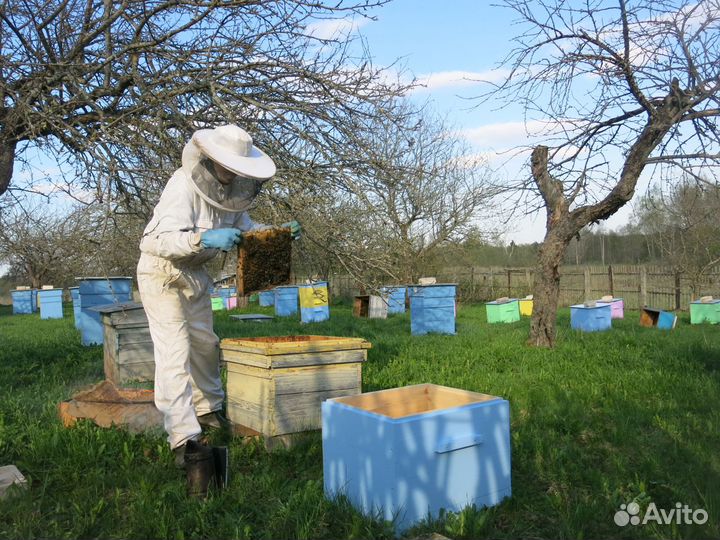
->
[596, 297, 624, 319]
[640, 307, 677, 329]
[322, 383, 511, 532]
[220, 335, 371, 440]
[90, 302, 155, 384]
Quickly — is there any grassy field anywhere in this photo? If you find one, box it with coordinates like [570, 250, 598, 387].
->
[0, 301, 718, 539]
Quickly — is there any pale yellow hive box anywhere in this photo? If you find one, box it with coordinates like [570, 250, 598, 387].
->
[220, 336, 371, 442]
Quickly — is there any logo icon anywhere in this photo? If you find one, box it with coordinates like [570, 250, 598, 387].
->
[614, 502, 642, 526]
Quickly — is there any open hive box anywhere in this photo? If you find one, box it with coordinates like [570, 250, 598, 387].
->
[237, 228, 292, 296]
[220, 336, 371, 442]
[322, 383, 512, 532]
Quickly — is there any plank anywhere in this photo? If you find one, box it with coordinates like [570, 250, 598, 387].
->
[222, 348, 367, 369]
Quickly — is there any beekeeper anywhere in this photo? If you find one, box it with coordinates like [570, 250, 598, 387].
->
[137, 125, 299, 466]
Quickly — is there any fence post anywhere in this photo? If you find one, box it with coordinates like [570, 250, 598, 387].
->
[640, 266, 647, 307]
[489, 267, 495, 298]
[584, 267, 591, 300]
[526, 268, 532, 292]
[608, 265, 614, 296]
[675, 272, 681, 311]
[507, 269, 512, 297]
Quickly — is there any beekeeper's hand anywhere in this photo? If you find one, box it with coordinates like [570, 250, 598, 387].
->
[282, 220, 301, 240]
[200, 228, 243, 251]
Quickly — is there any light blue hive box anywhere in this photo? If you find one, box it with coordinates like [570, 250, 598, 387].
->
[274, 285, 299, 317]
[77, 277, 133, 345]
[258, 290, 275, 307]
[323, 383, 511, 532]
[409, 284, 457, 335]
[380, 286, 407, 315]
[570, 303, 612, 332]
[11, 289, 33, 315]
[38, 288, 64, 320]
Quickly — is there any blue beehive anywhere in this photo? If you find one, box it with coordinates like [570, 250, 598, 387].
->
[69, 287, 81, 328]
[298, 282, 330, 323]
[38, 288, 64, 320]
[11, 289, 33, 315]
[258, 290, 275, 307]
[570, 303, 612, 332]
[409, 284, 456, 335]
[323, 383, 512, 532]
[77, 277, 133, 345]
[274, 286, 299, 317]
[381, 286, 407, 314]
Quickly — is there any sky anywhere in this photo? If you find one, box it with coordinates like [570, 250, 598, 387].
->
[328, 0, 643, 244]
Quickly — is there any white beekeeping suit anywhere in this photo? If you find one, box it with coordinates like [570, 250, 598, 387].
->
[137, 125, 275, 455]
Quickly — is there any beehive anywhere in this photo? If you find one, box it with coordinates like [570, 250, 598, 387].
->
[353, 295, 387, 319]
[77, 277, 133, 346]
[274, 286, 299, 317]
[69, 287, 81, 329]
[690, 299, 720, 324]
[322, 384, 511, 532]
[90, 302, 155, 384]
[518, 297, 533, 317]
[220, 336, 370, 440]
[10, 289, 33, 315]
[258, 290, 275, 307]
[640, 307, 677, 329]
[486, 298, 520, 323]
[380, 286, 407, 314]
[298, 282, 330, 323]
[570, 303, 612, 332]
[409, 284, 457, 335]
[38, 288, 63, 320]
[596, 297, 624, 319]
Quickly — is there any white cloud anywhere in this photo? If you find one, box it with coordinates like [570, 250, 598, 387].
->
[306, 17, 369, 40]
[461, 120, 550, 150]
[409, 69, 510, 93]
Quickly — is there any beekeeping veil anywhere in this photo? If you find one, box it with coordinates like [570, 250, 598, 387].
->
[182, 125, 276, 213]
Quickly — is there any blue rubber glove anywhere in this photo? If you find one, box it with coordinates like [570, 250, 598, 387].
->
[200, 228, 242, 251]
[282, 220, 301, 240]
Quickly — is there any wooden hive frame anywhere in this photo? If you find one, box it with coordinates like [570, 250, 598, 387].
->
[236, 228, 292, 296]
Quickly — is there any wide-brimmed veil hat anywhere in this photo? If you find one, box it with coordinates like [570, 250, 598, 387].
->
[192, 124, 276, 179]
[181, 125, 275, 213]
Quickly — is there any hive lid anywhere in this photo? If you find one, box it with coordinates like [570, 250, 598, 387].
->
[230, 314, 274, 322]
[87, 301, 145, 314]
[220, 335, 371, 355]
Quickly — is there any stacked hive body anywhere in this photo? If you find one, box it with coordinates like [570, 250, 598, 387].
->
[409, 284, 457, 335]
[216, 287, 237, 309]
[298, 282, 330, 323]
[220, 336, 370, 441]
[486, 299, 520, 324]
[690, 299, 720, 324]
[274, 286, 299, 317]
[91, 302, 155, 384]
[77, 277, 133, 346]
[322, 384, 512, 532]
[38, 288, 63, 320]
[570, 303, 612, 332]
[10, 288, 33, 315]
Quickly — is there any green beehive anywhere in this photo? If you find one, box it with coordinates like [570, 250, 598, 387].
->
[690, 298, 720, 324]
[485, 298, 520, 324]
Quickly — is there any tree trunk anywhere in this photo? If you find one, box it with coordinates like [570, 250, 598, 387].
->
[529, 226, 573, 347]
[0, 138, 17, 197]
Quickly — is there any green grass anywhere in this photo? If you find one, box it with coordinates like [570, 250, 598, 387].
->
[1, 302, 719, 539]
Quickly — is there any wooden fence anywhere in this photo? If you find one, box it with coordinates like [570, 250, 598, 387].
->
[297, 265, 720, 311]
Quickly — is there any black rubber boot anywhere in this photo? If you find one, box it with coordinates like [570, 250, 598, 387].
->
[184, 440, 216, 498]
